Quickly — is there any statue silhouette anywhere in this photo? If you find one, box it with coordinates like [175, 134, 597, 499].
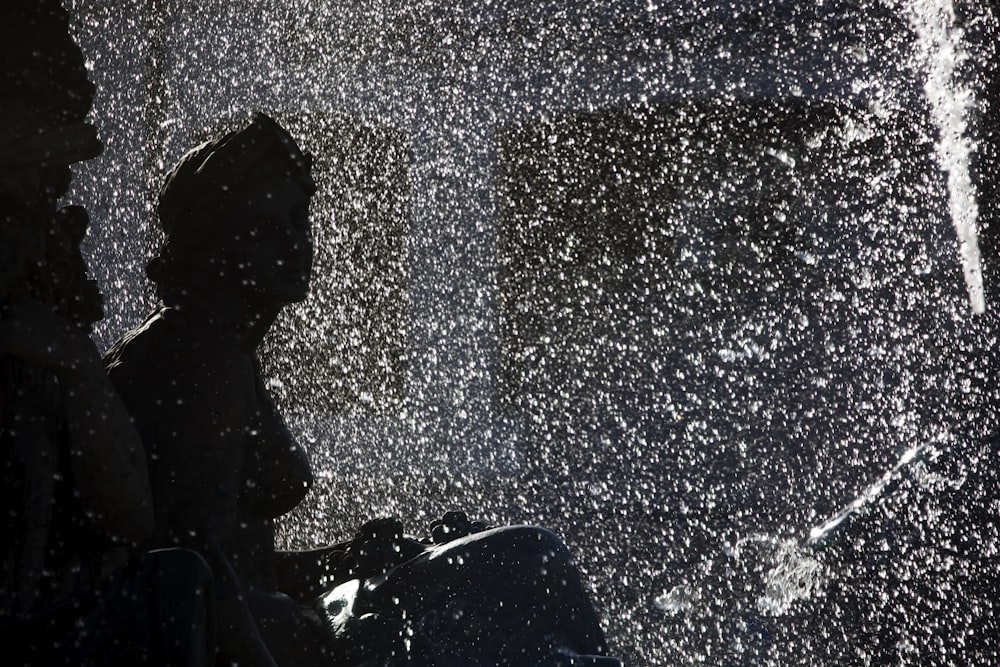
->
[1, 3, 213, 664]
[105, 113, 622, 665]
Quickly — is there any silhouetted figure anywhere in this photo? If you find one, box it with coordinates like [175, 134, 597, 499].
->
[105, 113, 620, 665]
[1, 2, 213, 664]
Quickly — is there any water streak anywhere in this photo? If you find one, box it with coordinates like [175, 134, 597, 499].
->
[901, 0, 985, 313]
[807, 437, 942, 542]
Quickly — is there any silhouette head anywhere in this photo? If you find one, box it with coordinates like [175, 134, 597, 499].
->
[149, 113, 316, 306]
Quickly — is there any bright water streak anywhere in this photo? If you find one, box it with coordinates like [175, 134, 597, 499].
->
[903, 0, 985, 313]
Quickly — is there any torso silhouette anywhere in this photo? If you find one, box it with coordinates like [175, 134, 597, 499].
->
[106, 302, 311, 585]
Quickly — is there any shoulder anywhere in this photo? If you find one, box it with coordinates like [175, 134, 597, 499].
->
[105, 307, 256, 409]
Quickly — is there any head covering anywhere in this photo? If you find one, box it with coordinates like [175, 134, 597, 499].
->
[157, 113, 315, 238]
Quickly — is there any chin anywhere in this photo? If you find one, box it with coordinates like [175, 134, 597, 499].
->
[254, 274, 311, 305]
[281, 282, 311, 304]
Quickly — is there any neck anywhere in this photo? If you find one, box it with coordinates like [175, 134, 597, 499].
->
[165, 283, 281, 352]
[240, 307, 280, 350]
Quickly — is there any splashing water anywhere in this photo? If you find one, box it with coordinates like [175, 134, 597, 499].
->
[65, 1, 998, 665]
[901, 0, 985, 313]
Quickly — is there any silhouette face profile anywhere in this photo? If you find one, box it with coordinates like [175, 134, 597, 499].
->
[216, 169, 313, 307]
